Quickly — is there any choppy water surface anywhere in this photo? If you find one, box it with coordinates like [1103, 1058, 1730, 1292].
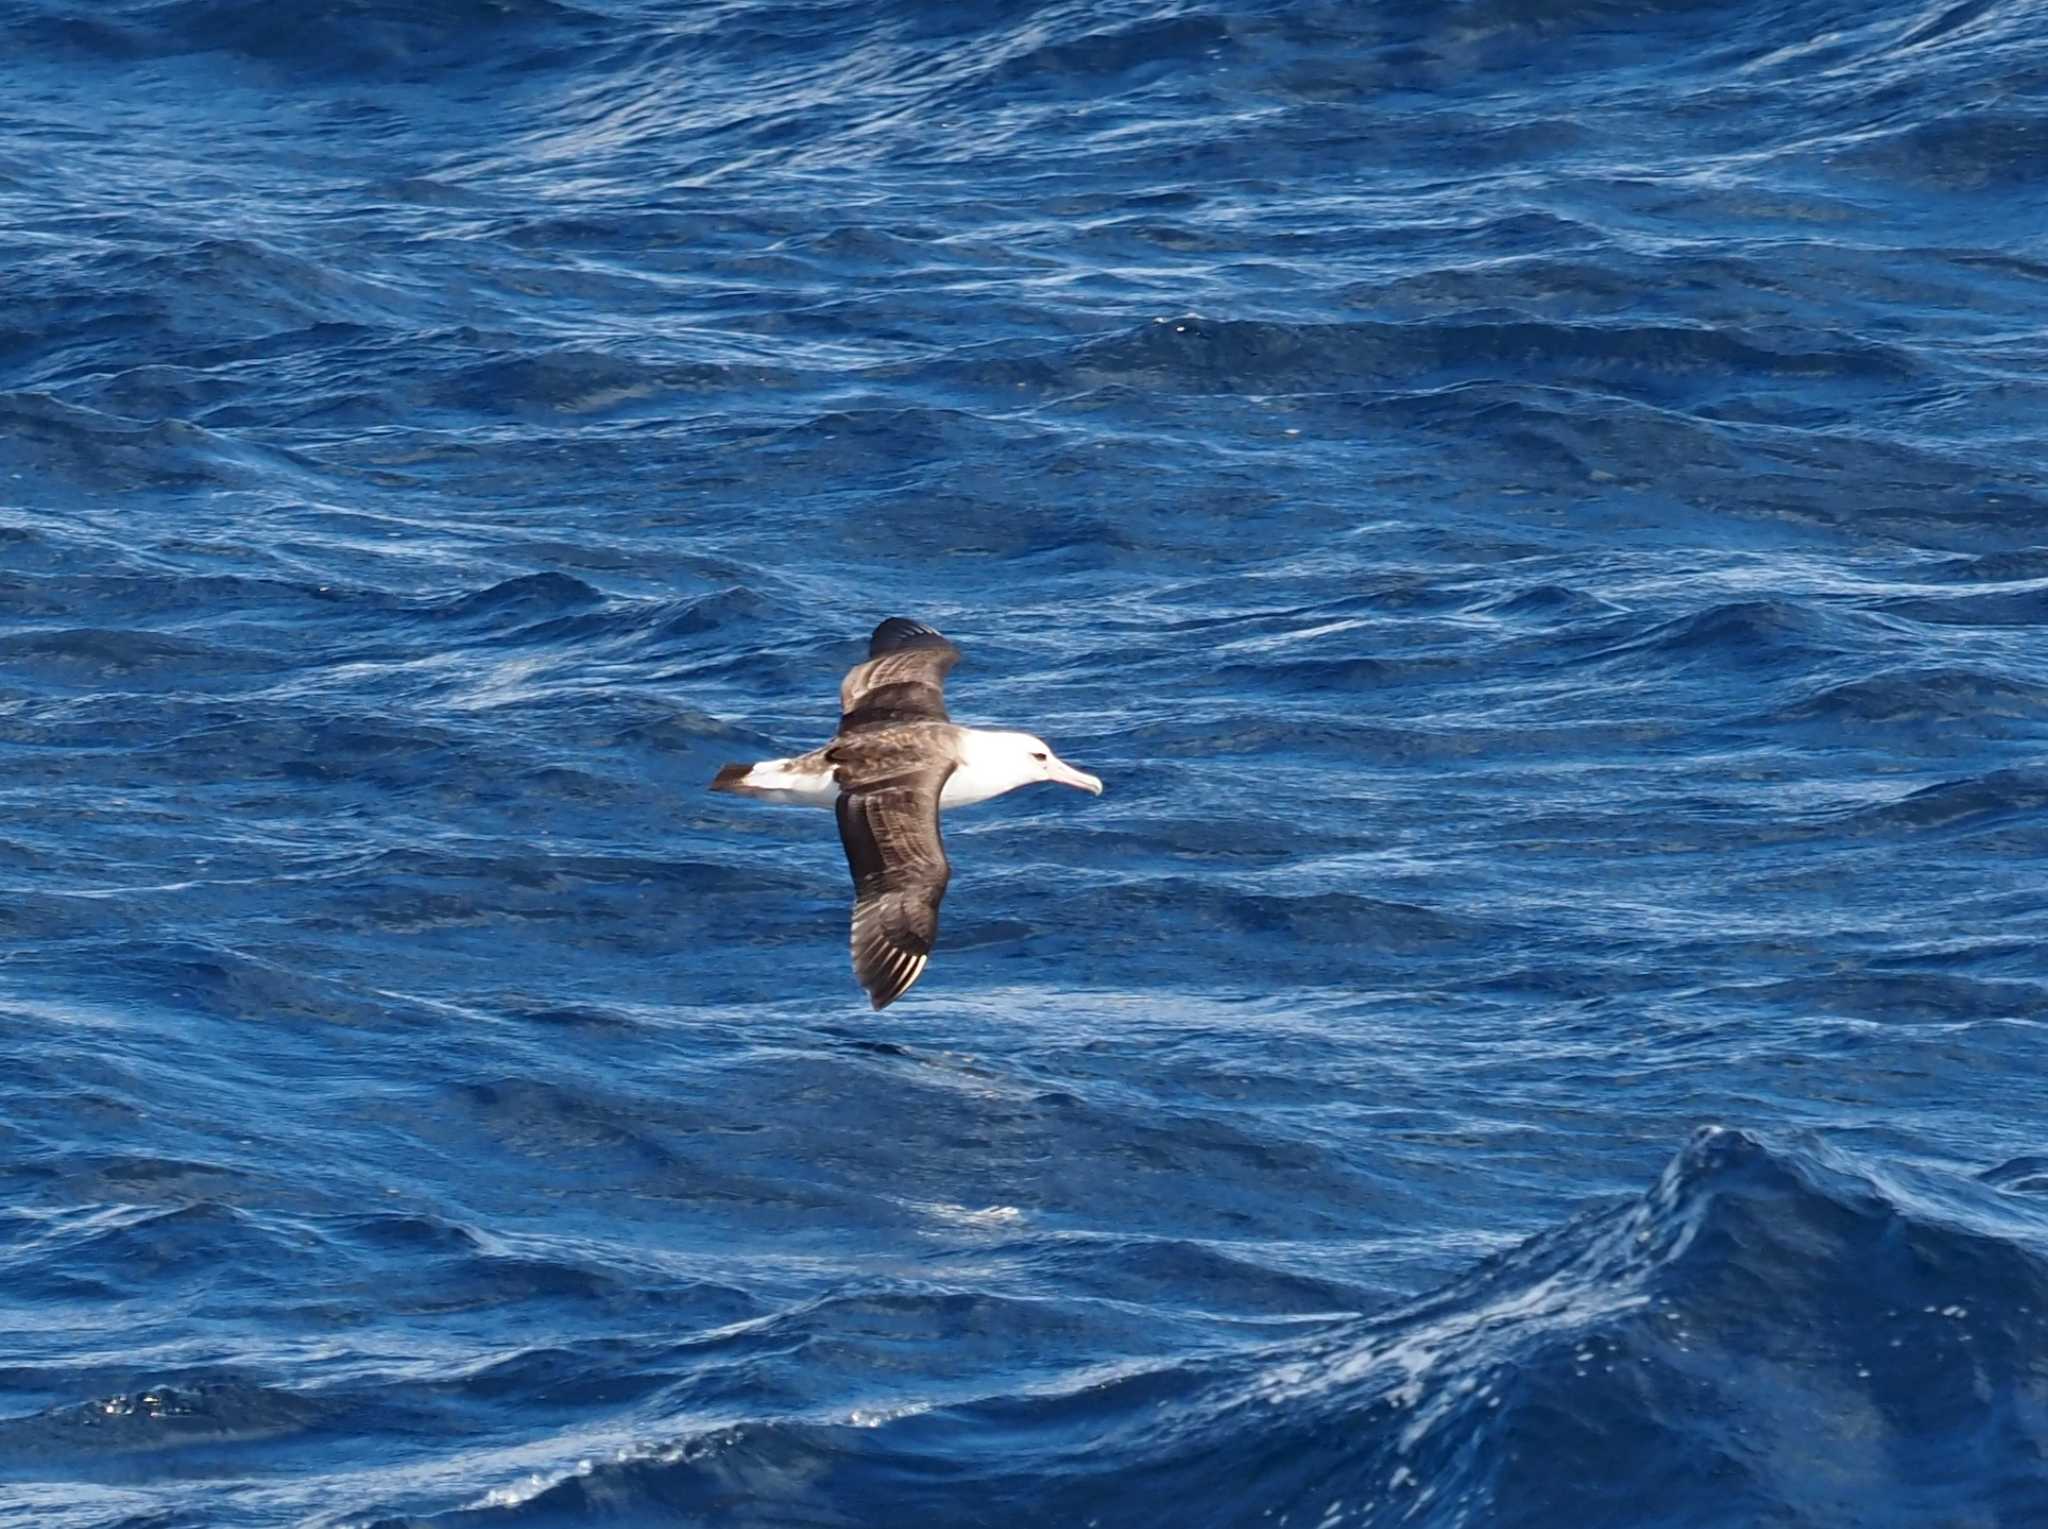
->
[4, 1, 2048, 1524]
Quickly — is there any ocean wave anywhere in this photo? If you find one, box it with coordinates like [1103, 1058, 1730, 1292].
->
[1577, 598, 1862, 679]
[429, 572, 605, 623]
[1849, 767, 2048, 835]
[0, 1378, 335, 1463]
[13, 0, 603, 73]
[929, 315, 1925, 407]
[1705, 970, 2048, 1024]
[1772, 666, 2048, 727]
[346, 1130, 2048, 1528]
[1879, 586, 2048, 627]
[0, 626, 287, 688]
[0, 391, 330, 496]
[1840, 107, 2048, 190]
[434, 349, 787, 420]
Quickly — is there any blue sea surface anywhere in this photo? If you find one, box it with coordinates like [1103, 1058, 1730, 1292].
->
[4, 1, 2048, 1524]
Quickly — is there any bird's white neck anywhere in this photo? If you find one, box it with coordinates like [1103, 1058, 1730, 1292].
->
[940, 729, 1043, 809]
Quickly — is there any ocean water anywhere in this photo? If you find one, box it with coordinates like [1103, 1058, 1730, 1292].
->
[4, 0, 2048, 1524]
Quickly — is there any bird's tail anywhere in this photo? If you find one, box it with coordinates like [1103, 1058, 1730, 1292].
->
[709, 756, 836, 805]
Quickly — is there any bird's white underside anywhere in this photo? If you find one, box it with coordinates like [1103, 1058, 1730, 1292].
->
[731, 727, 1091, 809]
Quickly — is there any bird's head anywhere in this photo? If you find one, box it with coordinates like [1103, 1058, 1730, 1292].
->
[988, 731, 1103, 796]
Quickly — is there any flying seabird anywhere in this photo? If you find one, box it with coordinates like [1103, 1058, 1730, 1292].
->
[711, 617, 1103, 1009]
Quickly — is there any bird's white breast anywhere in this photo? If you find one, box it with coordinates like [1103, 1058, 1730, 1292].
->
[938, 763, 1009, 809]
[733, 728, 1030, 810]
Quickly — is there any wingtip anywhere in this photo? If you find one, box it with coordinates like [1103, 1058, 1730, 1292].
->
[863, 968, 908, 1009]
[858, 951, 930, 1011]
[869, 616, 949, 657]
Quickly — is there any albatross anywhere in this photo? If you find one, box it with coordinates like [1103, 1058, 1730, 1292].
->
[711, 617, 1103, 1009]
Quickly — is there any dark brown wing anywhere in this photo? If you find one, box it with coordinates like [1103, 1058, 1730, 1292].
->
[833, 760, 954, 1010]
[838, 618, 960, 732]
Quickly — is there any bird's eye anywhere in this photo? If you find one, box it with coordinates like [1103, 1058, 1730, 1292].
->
[1032, 751, 1048, 762]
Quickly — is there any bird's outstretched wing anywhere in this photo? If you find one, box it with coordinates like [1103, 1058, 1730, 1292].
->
[838, 618, 960, 732]
[833, 762, 953, 1009]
